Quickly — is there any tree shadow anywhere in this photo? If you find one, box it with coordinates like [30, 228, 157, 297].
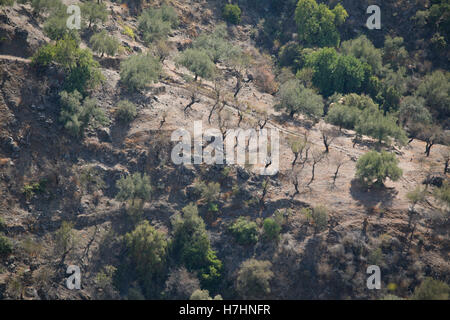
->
[349, 179, 398, 211]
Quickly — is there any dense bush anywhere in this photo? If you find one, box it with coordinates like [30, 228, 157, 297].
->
[355, 107, 407, 146]
[120, 53, 162, 92]
[229, 217, 259, 245]
[305, 48, 372, 97]
[222, 4, 241, 24]
[399, 96, 432, 127]
[124, 221, 168, 286]
[32, 36, 103, 94]
[236, 259, 274, 299]
[171, 204, 222, 290]
[80, 1, 108, 28]
[294, 0, 348, 47]
[412, 278, 449, 300]
[356, 151, 403, 187]
[276, 79, 323, 119]
[138, 5, 178, 44]
[0, 234, 13, 256]
[115, 172, 152, 206]
[417, 71, 450, 120]
[90, 31, 120, 57]
[341, 36, 383, 75]
[115, 100, 137, 123]
[262, 218, 281, 241]
[311, 206, 328, 232]
[177, 48, 216, 81]
[59, 90, 107, 137]
[193, 25, 231, 64]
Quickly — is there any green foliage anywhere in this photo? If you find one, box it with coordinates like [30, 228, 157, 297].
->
[194, 180, 221, 205]
[124, 220, 168, 281]
[417, 70, 450, 120]
[367, 247, 383, 265]
[399, 96, 432, 126]
[138, 5, 178, 44]
[115, 172, 152, 205]
[43, 5, 80, 41]
[236, 259, 274, 299]
[434, 181, 450, 210]
[305, 48, 371, 97]
[0, 0, 14, 6]
[356, 151, 403, 187]
[190, 289, 223, 300]
[54, 221, 76, 255]
[383, 36, 409, 71]
[120, 53, 162, 92]
[325, 101, 359, 130]
[177, 48, 216, 81]
[262, 218, 281, 241]
[59, 90, 107, 138]
[192, 25, 231, 63]
[32, 37, 103, 94]
[412, 278, 449, 300]
[229, 217, 259, 245]
[311, 205, 328, 232]
[294, 0, 348, 47]
[80, 1, 108, 28]
[22, 180, 46, 200]
[0, 234, 13, 256]
[276, 79, 323, 119]
[278, 42, 305, 71]
[115, 100, 137, 123]
[90, 30, 120, 57]
[31, 0, 64, 16]
[355, 107, 407, 145]
[171, 203, 222, 289]
[222, 4, 241, 24]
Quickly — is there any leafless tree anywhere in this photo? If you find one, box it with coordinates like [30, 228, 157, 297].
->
[184, 82, 201, 115]
[307, 148, 325, 186]
[288, 133, 310, 167]
[320, 124, 338, 153]
[440, 149, 450, 174]
[331, 152, 347, 186]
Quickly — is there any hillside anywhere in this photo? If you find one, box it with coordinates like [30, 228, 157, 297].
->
[0, 0, 449, 300]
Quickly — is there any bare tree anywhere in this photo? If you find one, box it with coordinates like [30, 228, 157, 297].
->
[441, 149, 450, 174]
[320, 124, 338, 153]
[331, 152, 347, 186]
[159, 110, 168, 129]
[307, 148, 325, 186]
[288, 134, 309, 167]
[184, 82, 201, 115]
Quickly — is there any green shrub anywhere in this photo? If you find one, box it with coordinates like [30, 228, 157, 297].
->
[417, 70, 450, 120]
[124, 221, 167, 281]
[356, 151, 403, 187]
[120, 53, 162, 92]
[229, 217, 259, 245]
[190, 289, 223, 300]
[412, 278, 449, 300]
[115, 172, 152, 208]
[59, 90, 108, 138]
[341, 35, 383, 75]
[115, 100, 137, 123]
[171, 203, 222, 290]
[192, 24, 231, 63]
[32, 37, 103, 94]
[138, 5, 178, 44]
[275, 79, 323, 119]
[90, 31, 120, 57]
[176, 48, 216, 81]
[305, 48, 372, 97]
[223, 4, 241, 24]
[325, 103, 360, 130]
[236, 259, 273, 299]
[295, 0, 348, 47]
[81, 1, 108, 28]
[311, 206, 328, 232]
[355, 107, 407, 146]
[262, 218, 281, 241]
[0, 234, 13, 256]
